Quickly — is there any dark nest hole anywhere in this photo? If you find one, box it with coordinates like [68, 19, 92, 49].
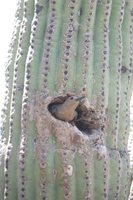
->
[48, 94, 104, 135]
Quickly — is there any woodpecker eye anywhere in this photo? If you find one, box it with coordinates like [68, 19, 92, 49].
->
[70, 96, 74, 100]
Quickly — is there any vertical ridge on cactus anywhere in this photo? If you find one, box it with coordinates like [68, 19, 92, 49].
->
[75, 0, 97, 99]
[0, 1, 24, 199]
[3, 0, 35, 199]
[0, 0, 133, 199]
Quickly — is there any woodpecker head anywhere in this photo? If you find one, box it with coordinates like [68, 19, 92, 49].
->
[48, 95, 85, 117]
[64, 95, 85, 108]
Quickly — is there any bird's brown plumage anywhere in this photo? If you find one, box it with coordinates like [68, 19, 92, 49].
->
[49, 96, 85, 122]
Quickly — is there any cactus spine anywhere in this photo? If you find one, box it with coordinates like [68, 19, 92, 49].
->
[0, 0, 133, 199]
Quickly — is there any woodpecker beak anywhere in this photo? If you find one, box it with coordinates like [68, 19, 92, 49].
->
[75, 96, 85, 102]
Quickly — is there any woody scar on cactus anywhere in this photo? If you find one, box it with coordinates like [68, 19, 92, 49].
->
[0, 0, 133, 200]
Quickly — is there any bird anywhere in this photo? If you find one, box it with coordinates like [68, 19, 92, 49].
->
[49, 95, 85, 122]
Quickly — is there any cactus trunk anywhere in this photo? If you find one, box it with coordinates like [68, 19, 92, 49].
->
[0, 0, 133, 199]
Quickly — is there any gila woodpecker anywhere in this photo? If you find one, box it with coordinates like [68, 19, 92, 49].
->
[49, 96, 85, 122]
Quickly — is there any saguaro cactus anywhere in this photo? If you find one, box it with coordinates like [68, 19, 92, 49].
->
[0, 0, 133, 199]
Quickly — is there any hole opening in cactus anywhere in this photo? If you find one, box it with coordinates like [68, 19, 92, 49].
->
[48, 94, 103, 135]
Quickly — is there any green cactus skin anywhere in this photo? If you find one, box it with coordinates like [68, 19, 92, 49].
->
[0, 0, 24, 199]
[128, 94, 133, 200]
[0, 0, 133, 199]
